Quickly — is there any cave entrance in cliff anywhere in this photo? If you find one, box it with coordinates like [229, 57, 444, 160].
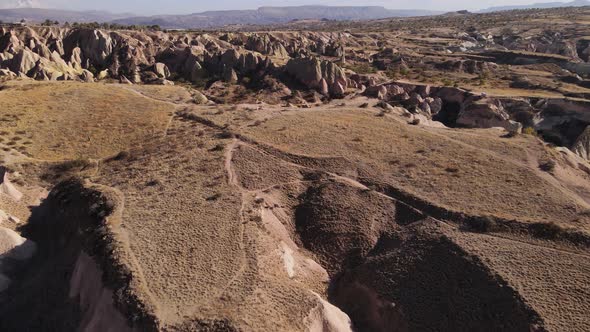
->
[433, 101, 461, 127]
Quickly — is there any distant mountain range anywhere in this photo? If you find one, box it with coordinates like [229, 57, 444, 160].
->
[110, 6, 443, 29]
[0, 6, 441, 28]
[0, 8, 132, 23]
[479, 0, 590, 12]
[0, 2, 589, 29]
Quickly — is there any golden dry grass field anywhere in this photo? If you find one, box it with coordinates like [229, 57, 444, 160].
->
[0, 81, 174, 161]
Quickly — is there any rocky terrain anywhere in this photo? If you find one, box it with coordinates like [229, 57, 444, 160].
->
[0, 5, 590, 332]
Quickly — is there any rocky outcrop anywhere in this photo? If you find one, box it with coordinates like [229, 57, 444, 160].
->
[0, 227, 37, 292]
[63, 29, 114, 67]
[0, 166, 22, 202]
[437, 59, 499, 74]
[573, 126, 590, 161]
[79, 69, 95, 82]
[577, 38, 590, 62]
[70, 252, 137, 332]
[285, 57, 347, 96]
[455, 97, 512, 129]
[245, 34, 289, 57]
[534, 99, 590, 148]
[222, 66, 238, 83]
[499, 30, 582, 61]
[7, 48, 40, 75]
[151, 62, 170, 78]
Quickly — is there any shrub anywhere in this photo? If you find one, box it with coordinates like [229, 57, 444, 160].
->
[539, 159, 556, 172]
[346, 62, 377, 74]
[522, 127, 537, 136]
[469, 216, 497, 233]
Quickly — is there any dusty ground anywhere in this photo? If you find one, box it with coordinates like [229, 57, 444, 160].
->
[1, 78, 589, 331]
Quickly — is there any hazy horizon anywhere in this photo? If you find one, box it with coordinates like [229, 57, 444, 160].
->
[0, 0, 580, 15]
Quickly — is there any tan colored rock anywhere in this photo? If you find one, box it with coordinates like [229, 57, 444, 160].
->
[0, 227, 36, 261]
[97, 69, 109, 80]
[80, 69, 95, 83]
[573, 126, 590, 161]
[153, 62, 170, 79]
[192, 90, 208, 104]
[0, 167, 22, 201]
[8, 49, 40, 75]
[222, 66, 238, 83]
[456, 98, 512, 130]
[285, 57, 347, 96]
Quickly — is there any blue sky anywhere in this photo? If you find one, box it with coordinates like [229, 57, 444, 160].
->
[0, 0, 570, 15]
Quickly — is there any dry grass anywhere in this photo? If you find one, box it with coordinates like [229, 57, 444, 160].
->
[0, 81, 174, 161]
[242, 107, 584, 226]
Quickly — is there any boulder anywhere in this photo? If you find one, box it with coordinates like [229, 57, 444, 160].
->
[388, 85, 405, 96]
[192, 90, 209, 104]
[8, 49, 40, 75]
[506, 120, 523, 135]
[0, 69, 16, 78]
[152, 62, 170, 79]
[429, 97, 443, 115]
[97, 69, 109, 80]
[79, 69, 95, 83]
[365, 85, 388, 99]
[222, 66, 238, 83]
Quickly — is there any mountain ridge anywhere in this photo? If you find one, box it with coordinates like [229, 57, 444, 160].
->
[110, 6, 443, 29]
[480, 0, 590, 12]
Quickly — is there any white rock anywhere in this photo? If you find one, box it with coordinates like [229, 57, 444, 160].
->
[0, 227, 37, 261]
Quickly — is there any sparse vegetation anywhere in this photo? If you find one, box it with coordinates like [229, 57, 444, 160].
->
[523, 127, 538, 136]
[539, 159, 557, 172]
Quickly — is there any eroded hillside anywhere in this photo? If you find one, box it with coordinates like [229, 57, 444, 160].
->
[1, 6, 590, 332]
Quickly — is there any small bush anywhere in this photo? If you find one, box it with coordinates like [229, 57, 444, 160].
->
[441, 78, 453, 86]
[539, 159, 556, 172]
[469, 216, 497, 233]
[522, 127, 537, 136]
[346, 62, 376, 74]
[216, 130, 234, 139]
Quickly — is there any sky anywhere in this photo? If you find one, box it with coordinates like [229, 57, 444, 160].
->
[0, 0, 572, 15]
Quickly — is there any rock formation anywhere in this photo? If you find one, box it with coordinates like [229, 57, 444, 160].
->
[285, 57, 347, 96]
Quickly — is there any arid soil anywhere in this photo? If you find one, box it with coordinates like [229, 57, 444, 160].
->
[1, 6, 590, 332]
